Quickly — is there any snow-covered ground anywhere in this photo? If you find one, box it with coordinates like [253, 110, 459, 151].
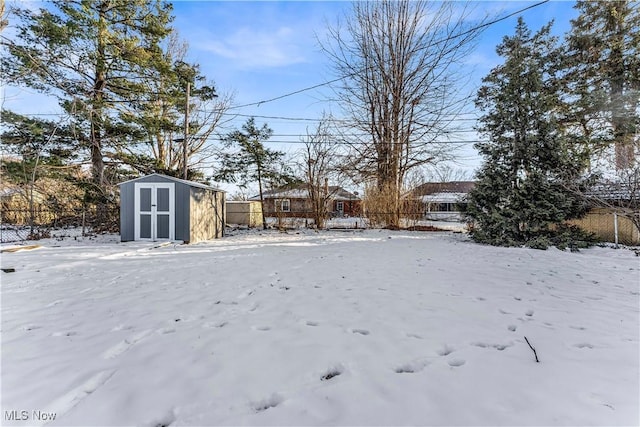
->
[1, 229, 638, 426]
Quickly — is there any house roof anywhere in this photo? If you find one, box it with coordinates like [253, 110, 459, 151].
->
[118, 173, 224, 192]
[421, 192, 468, 204]
[412, 181, 475, 196]
[585, 181, 637, 202]
[248, 184, 360, 201]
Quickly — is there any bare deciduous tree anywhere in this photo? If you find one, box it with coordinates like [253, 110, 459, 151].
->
[321, 0, 485, 226]
[299, 114, 345, 229]
[119, 32, 234, 177]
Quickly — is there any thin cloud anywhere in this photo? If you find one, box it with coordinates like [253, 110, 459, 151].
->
[196, 26, 307, 69]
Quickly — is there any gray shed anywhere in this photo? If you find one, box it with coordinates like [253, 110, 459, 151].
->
[118, 174, 225, 243]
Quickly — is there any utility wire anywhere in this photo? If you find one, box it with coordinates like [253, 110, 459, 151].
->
[227, 0, 550, 110]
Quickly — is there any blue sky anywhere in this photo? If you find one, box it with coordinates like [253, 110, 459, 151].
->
[3, 0, 581, 188]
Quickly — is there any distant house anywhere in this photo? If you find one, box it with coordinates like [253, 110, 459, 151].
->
[249, 184, 362, 219]
[412, 181, 475, 221]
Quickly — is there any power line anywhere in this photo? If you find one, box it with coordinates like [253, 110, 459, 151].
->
[227, 0, 550, 110]
[7, 110, 483, 125]
[203, 137, 483, 145]
[217, 111, 481, 122]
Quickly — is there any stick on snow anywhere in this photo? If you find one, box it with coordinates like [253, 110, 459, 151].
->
[524, 336, 539, 363]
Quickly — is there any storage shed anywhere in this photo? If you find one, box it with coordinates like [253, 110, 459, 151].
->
[118, 174, 225, 243]
[225, 200, 263, 228]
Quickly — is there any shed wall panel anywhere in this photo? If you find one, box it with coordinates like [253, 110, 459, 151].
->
[175, 182, 190, 241]
[190, 188, 224, 243]
[120, 183, 135, 241]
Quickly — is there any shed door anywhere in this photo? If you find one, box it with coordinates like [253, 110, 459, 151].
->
[134, 183, 175, 241]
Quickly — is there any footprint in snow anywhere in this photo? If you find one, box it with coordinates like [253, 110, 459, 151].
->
[350, 328, 370, 336]
[574, 343, 594, 349]
[252, 326, 271, 331]
[321, 365, 344, 381]
[525, 309, 534, 317]
[111, 324, 134, 332]
[52, 331, 77, 337]
[238, 290, 255, 299]
[252, 393, 284, 412]
[508, 324, 517, 332]
[43, 369, 116, 420]
[448, 358, 466, 367]
[46, 299, 65, 307]
[472, 342, 512, 351]
[395, 360, 429, 374]
[305, 321, 319, 327]
[203, 321, 227, 328]
[437, 345, 455, 356]
[102, 330, 152, 359]
[406, 333, 423, 339]
[141, 409, 176, 427]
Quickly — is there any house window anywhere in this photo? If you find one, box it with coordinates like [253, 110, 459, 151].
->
[276, 199, 290, 212]
[336, 201, 344, 212]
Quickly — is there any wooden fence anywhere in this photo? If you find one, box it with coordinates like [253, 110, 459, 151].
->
[568, 208, 640, 246]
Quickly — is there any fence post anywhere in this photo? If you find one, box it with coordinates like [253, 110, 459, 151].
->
[613, 212, 619, 248]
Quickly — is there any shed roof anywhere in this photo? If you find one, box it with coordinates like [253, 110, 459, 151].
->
[118, 173, 224, 192]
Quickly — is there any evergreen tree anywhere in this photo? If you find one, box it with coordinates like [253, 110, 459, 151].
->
[118, 33, 232, 179]
[562, 1, 640, 170]
[2, 0, 174, 223]
[466, 18, 591, 249]
[1, 110, 83, 233]
[213, 118, 295, 229]
[1, 110, 80, 184]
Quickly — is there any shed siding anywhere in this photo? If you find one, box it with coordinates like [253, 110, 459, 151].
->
[175, 182, 190, 241]
[189, 187, 224, 243]
[120, 183, 135, 241]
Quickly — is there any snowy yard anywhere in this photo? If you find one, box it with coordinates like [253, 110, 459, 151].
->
[1, 229, 638, 426]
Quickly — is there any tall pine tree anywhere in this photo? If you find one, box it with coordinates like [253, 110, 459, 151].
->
[2, 0, 174, 223]
[562, 1, 640, 170]
[466, 18, 591, 249]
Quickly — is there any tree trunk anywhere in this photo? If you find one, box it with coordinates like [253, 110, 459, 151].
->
[92, 1, 108, 225]
[257, 163, 267, 230]
[609, 4, 635, 170]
